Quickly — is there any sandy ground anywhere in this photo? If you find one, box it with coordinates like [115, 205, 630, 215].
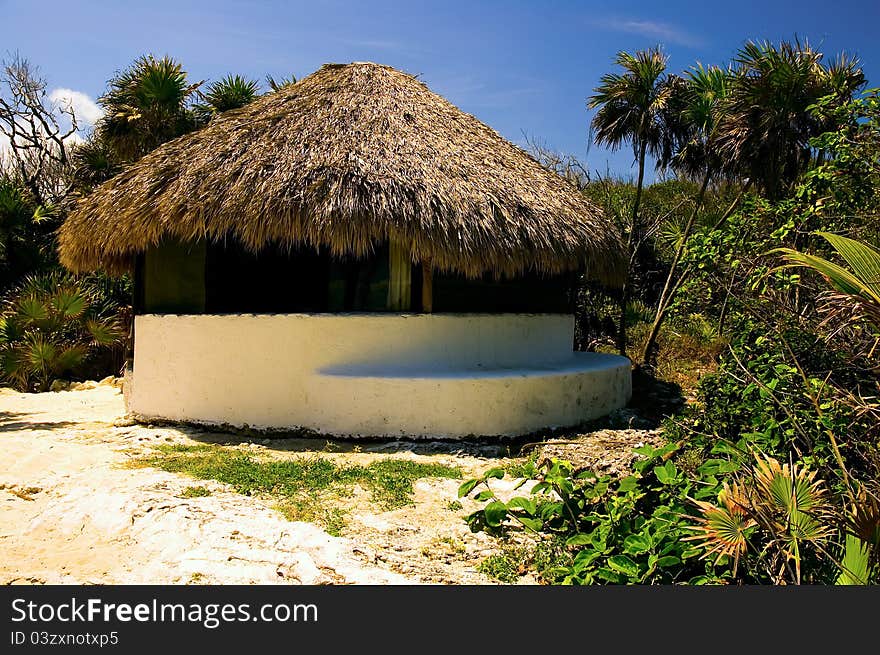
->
[0, 384, 522, 584]
[1, 384, 658, 585]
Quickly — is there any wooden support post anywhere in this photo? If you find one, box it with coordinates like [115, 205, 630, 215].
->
[421, 259, 433, 313]
[387, 241, 412, 311]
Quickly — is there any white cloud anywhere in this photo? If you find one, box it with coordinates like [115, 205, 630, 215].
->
[48, 88, 103, 127]
[590, 17, 703, 47]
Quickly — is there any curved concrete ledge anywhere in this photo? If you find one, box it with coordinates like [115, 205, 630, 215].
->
[130, 313, 632, 438]
[314, 353, 631, 437]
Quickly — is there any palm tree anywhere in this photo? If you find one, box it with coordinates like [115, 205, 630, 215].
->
[195, 74, 260, 122]
[95, 55, 202, 162]
[640, 65, 733, 366]
[69, 137, 119, 191]
[717, 40, 864, 200]
[589, 47, 675, 355]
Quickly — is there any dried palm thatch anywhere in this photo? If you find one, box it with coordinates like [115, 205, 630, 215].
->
[60, 62, 624, 284]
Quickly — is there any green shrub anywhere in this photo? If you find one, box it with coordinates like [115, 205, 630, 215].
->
[0, 271, 126, 391]
[459, 454, 730, 585]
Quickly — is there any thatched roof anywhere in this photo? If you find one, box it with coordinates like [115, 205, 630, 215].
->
[60, 62, 623, 283]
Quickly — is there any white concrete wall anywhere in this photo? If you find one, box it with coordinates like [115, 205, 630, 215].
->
[130, 313, 631, 438]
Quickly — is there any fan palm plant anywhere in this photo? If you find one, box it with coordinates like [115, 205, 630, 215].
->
[0, 271, 126, 391]
[837, 485, 880, 584]
[195, 74, 260, 122]
[688, 455, 834, 583]
[775, 231, 880, 334]
[589, 47, 675, 354]
[95, 55, 202, 162]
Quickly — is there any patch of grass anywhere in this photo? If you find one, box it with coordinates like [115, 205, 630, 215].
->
[438, 535, 467, 555]
[445, 500, 463, 512]
[363, 459, 461, 508]
[133, 444, 461, 533]
[478, 541, 572, 584]
[179, 486, 212, 498]
[277, 501, 348, 537]
[477, 552, 522, 584]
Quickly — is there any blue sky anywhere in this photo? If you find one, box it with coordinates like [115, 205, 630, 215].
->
[4, 0, 879, 178]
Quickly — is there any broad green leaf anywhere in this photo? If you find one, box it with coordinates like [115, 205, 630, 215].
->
[566, 534, 593, 546]
[633, 445, 659, 458]
[530, 481, 550, 495]
[607, 555, 641, 579]
[457, 479, 478, 498]
[517, 517, 543, 532]
[623, 534, 651, 555]
[484, 467, 505, 480]
[654, 461, 677, 485]
[572, 549, 601, 572]
[484, 501, 508, 527]
[681, 547, 703, 560]
[618, 476, 639, 493]
[474, 490, 494, 502]
[506, 496, 536, 515]
[595, 567, 623, 584]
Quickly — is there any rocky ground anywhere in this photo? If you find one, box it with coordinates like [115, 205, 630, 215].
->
[1, 382, 662, 585]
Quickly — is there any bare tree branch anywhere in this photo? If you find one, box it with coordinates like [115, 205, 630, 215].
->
[522, 132, 590, 190]
[0, 54, 77, 204]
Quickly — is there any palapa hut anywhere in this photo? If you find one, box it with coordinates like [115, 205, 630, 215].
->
[60, 62, 631, 437]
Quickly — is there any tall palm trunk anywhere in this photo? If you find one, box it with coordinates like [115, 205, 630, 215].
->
[617, 139, 648, 356]
[640, 170, 712, 366]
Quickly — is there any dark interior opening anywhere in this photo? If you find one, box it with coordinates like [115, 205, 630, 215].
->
[205, 241, 332, 313]
[433, 270, 575, 313]
[138, 238, 576, 315]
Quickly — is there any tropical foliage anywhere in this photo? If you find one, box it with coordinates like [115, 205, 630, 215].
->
[0, 272, 126, 391]
[468, 39, 880, 586]
[776, 232, 880, 335]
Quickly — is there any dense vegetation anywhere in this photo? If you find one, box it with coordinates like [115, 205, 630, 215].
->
[463, 40, 880, 585]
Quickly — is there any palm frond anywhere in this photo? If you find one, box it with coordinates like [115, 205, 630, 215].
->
[837, 534, 871, 585]
[775, 232, 880, 332]
[198, 74, 260, 117]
